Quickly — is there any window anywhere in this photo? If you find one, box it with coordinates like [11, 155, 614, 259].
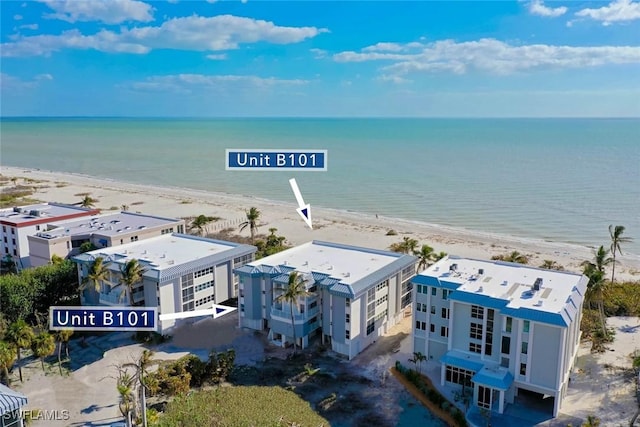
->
[130, 236, 138, 242]
[441, 308, 450, 319]
[440, 326, 448, 337]
[521, 341, 528, 355]
[430, 305, 436, 314]
[376, 295, 388, 306]
[485, 309, 494, 356]
[368, 288, 376, 301]
[501, 336, 511, 354]
[346, 298, 350, 307]
[182, 301, 194, 311]
[346, 314, 350, 324]
[195, 280, 214, 292]
[430, 324, 435, 333]
[36, 225, 40, 231]
[478, 385, 492, 409]
[442, 289, 449, 300]
[417, 284, 423, 294]
[12, 238, 16, 245]
[367, 320, 375, 335]
[310, 301, 317, 309]
[421, 286, 428, 294]
[195, 266, 214, 278]
[520, 363, 527, 376]
[471, 305, 484, 319]
[523, 320, 530, 333]
[195, 294, 214, 307]
[1, 226, 5, 232]
[469, 343, 482, 353]
[470, 322, 483, 340]
[13, 249, 16, 256]
[445, 366, 473, 386]
[431, 286, 437, 296]
[2, 237, 6, 243]
[506, 316, 513, 333]
[345, 330, 350, 340]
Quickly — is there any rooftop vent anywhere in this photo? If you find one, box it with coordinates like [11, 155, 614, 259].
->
[449, 263, 458, 272]
[138, 226, 146, 230]
[534, 300, 543, 307]
[478, 286, 483, 293]
[344, 272, 351, 278]
[478, 268, 484, 275]
[124, 226, 131, 230]
[29, 210, 41, 217]
[303, 261, 308, 266]
[533, 277, 543, 291]
[13, 207, 20, 213]
[502, 280, 508, 286]
[328, 265, 333, 270]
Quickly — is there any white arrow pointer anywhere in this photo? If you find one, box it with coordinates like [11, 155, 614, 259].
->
[289, 178, 312, 229]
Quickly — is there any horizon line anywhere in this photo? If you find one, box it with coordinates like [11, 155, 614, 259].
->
[1, 115, 639, 120]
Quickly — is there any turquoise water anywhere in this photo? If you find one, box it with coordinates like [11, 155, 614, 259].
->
[1, 118, 639, 255]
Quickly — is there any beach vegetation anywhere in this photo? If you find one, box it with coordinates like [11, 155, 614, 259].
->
[0, 341, 17, 386]
[274, 271, 314, 354]
[491, 251, 529, 264]
[609, 224, 632, 284]
[78, 194, 98, 208]
[434, 251, 448, 261]
[55, 329, 73, 375]
[121, 204, 130, 211]
[5, 320, 35, 382]
[30, 331, 56, 372]
[240, 207, 261, 243]
[539, 259, 564, 270]
[188, 214, 220, 236]
[582, 246, 613, 337]
[416, 244, 436, 271]
[1, 255, 18, 274]
[386, 229, 398, 236]
[80, 256, 112, 294]
[152, 386, 330, 427]
[0, 184, 39, 208]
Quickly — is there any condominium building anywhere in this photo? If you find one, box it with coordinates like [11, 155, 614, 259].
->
[72, 233, 256, 333]
[412, 256, 587, 417]
[0, 203, 98, 269]
[234, 241, 417, 359]
[28, 211, 185, 267]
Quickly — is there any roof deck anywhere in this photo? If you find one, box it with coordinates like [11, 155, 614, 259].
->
[0, 203, 97, 226]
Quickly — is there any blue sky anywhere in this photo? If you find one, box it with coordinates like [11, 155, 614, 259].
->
[1, 0, 639, 117]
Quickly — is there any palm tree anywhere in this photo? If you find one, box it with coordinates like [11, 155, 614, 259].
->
[121, 204, 130, 211]
[274, 271, 313, 354]
[415, 245, 435, 271]
[433, 251, 447, 262]
[31, 331, 56, 372]
[80, 257, 112, 296]
[79, 194, 98, 208]
[55, 329, 73, 374]
[581, 414, 600, 427]
[415, 351, 427, 374]
[492, 251, 528, 264]
[240, 207, 261, 242]
[609, 225, 632, 284]
[189, 215, 219, 236]
[0, 341, 16, 386]
[593, 245, 613, 274]
[51, 254, 65, 265]
[114, 259, 145, 306]
[116, 369, 137, 427]
[6, 320, 35, 382]
[582, 259, 608, 336]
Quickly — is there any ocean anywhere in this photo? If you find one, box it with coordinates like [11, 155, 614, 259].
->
[1, 117, 639, 256]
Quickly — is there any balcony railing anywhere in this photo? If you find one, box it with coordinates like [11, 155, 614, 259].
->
[271, 304, 319, 321]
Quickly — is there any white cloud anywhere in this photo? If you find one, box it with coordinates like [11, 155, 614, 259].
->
[334, 38, 640, 77]
[529, 0, 567, 17]
[206, 53, 227, 60]
[124, 74, 307, 94]
[310, 48, 327, 59]
[19, 24, 39, 30]
[1, 15, 328, 57]
[40, 0, 154, 24]
[0, 73, 53, 90]
[14, 14, 23, 20]
[575, 0, 640, 25]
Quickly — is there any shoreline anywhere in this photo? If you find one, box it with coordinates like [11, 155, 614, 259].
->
[2, 165, 639, 280]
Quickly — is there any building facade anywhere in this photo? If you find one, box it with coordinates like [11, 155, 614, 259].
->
[73, 233, 256, 333]
[28, 211, 185, 267]
[234, 241, 417, 359]
[0, 203, 98, 269]
[412, 256, 587, 417]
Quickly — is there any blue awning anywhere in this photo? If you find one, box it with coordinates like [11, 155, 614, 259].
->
[472, 367, 514, 391]
[0, 383, 27, 415]
[440, 352, 484, 372]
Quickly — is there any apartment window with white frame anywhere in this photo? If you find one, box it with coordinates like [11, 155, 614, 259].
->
[346, 313, 350, 324]
[346, 330, 350, 340]
[469, 343, 482, 353]
[431, 286, 437, 296]
[194, 266, 214, 278]
[376, 280, 388, 291]
[440, 326, 448, 337]
[523, 320, 530, 333]
[521, 341, 528, 355]
[470, 322, 483, 340]
[441, 308, 450, 319]
[430, 323, 435, 332]
[471, 305, 484, 319]
[431, 305, 436, 314]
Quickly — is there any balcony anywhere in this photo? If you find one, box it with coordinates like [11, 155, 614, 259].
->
[271, 305, 319, 322]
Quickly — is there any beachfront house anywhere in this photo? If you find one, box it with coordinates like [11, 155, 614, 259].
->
[73, 233, 256, 333]
[234, 241, 417, 359]
[0, 203, 98, 270]
[412, 256, 587, 417]
[0, 384, 28, 427]
[28, 211, 185, 267]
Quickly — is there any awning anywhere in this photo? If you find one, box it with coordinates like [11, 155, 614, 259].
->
[440, 352, 484, 372]
[0, 383, 28, 415]
[472, 367, 514, 391]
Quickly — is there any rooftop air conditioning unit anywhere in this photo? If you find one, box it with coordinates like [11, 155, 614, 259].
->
[533, 278, 543, 291]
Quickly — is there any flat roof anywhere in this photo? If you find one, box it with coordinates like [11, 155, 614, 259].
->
[32, 211, 182, 240]
[247, 241, 402, 285]
[240, 240, 416, 298]
[414, 256, 587, 326]
[0, 203, 97, 226]
[74, 233, 252, 271]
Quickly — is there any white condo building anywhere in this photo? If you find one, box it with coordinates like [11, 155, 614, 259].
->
[234, 241, 417, 359]
[0, 203, 98, 269]
[73, 233, 256, 333]
[28, 211, 185, 267]
[412, 256, 587, 417]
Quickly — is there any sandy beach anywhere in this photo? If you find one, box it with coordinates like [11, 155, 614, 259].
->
[2, 165, 639, 281]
